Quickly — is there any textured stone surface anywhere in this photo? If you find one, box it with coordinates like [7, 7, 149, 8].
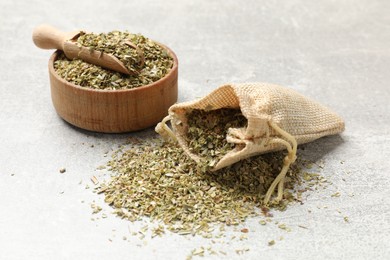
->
[0, 0, 389, 259]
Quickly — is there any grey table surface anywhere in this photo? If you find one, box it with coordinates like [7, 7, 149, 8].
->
[1, 0, 389, 259]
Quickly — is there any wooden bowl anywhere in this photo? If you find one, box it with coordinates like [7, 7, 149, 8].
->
[48, 45, 178, 133]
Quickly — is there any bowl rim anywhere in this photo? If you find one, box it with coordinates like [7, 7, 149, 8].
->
[48, 41, 178, 94]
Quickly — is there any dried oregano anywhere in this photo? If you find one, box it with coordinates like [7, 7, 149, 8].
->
[76, 31, 144, 74]
[54, 31, 173, 90]
[98, 136, 302, 235]
[96, 108, 327, 238]
[186, 108, 247, 170]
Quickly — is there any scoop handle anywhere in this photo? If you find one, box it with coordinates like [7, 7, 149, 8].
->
[32, 24, 78, 50]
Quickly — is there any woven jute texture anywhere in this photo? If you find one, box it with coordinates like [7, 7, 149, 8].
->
[161, 82, 345, 171]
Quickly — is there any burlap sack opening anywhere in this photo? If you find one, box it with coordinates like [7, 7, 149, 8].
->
[156, 83, 345, 204]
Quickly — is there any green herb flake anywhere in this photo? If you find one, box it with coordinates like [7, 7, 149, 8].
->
[268, 240, 275, 246]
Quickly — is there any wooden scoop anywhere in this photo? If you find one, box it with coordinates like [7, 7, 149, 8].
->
[32, 24, 139, 75]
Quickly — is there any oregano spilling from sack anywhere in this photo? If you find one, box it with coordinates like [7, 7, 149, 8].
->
[156, 82, 345, 205]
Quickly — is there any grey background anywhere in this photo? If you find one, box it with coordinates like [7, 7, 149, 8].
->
[1, 0, 389, 259]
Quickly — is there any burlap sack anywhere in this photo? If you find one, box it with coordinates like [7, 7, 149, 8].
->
[156, 82, 345, 204]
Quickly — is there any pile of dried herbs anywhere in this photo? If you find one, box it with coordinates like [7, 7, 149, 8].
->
[95, 108, 325, 239]
[98, 137, 302, 236]
[54, 31, 174, 90]
[186, 108, 247, 170]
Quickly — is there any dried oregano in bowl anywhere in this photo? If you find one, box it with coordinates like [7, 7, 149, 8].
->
[47, 30, 178, 132]
[54, 31, 174, 90]
[76, 31, 145, 75]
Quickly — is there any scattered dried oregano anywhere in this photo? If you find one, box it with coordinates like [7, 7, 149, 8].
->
[54, 31, 173, 90]
[98, 136, 304, 236]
